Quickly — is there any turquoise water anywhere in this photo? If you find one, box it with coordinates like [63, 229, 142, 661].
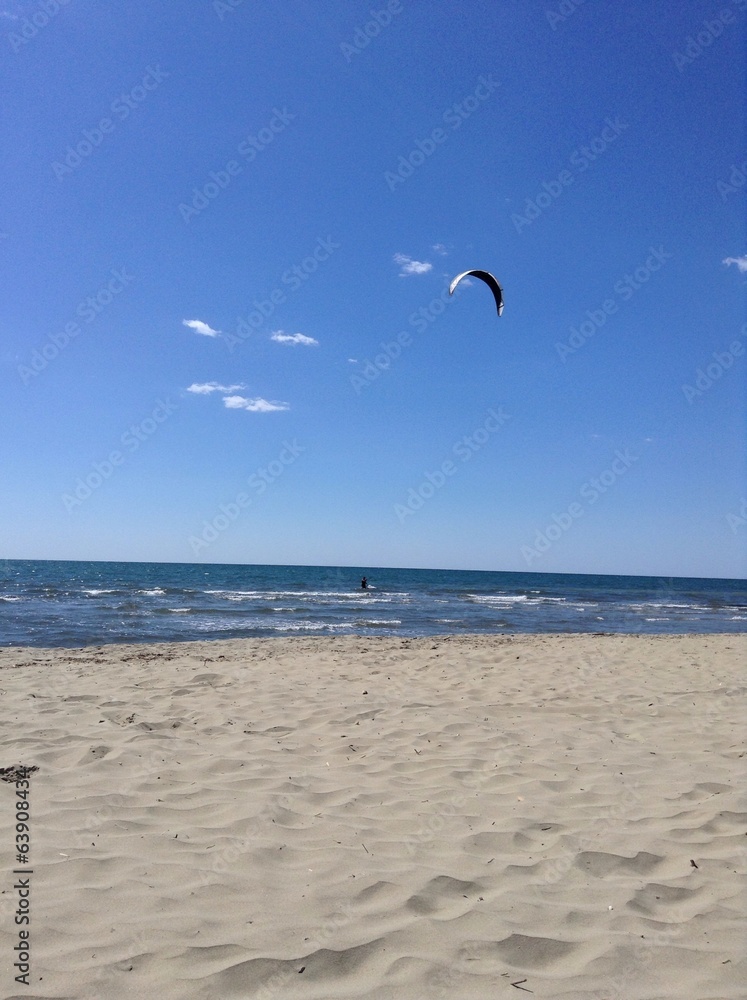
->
[0, 560, 744, 648]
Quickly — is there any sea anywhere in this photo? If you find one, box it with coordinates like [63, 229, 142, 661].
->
[0, 560, 744, 648]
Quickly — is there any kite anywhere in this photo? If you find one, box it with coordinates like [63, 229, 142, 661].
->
[449, 269, 504, 317]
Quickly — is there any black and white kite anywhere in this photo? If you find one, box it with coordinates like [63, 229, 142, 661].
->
[449, 270, 504, 317]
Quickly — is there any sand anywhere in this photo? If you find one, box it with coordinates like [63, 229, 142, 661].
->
[0, 633, 744, 1000]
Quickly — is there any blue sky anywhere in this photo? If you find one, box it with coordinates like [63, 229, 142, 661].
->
[2, 0, 745, 578]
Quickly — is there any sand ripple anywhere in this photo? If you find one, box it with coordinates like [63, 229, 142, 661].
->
[0, 633, 744, 999]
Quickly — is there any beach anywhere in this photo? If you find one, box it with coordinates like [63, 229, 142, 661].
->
[0, 632, 744, 999]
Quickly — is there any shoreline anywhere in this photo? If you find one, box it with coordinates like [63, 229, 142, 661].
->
[1, 633, 744, 998]
[1, 628, 744, 656]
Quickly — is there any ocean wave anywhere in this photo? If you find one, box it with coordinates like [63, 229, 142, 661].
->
[189, 619, 355, 633]
[467, 594, 529, 604]
[628, 601, 707, 611]
[272, 621, 353, 631]
[204, 589, 260, 597]
[354, 619, 402, 626]
[469, 595, 572, 608]
[203, 588, 396, 604]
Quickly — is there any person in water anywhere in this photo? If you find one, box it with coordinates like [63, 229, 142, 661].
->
[361, 577, 368, 589]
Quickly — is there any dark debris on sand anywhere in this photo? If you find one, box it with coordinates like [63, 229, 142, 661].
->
[0, 765, 38, 782]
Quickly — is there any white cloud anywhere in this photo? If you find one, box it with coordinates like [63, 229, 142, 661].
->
[432, 243, 448, 255]
[222, 395, 289, 412]
[723, 255, 747, 273]
[183, 318, 221, 337]
[348, 358, 358, 363]
[187, 383, 288, 412]
[271, 331, 319, 346]
[187, 382, 245, 394]
[393, 253, 432, 277]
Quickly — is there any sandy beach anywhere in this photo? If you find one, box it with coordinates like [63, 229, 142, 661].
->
[0, 633, 744, 999]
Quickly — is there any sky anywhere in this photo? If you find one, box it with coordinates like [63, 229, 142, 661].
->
[1, 0, 745, 578]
